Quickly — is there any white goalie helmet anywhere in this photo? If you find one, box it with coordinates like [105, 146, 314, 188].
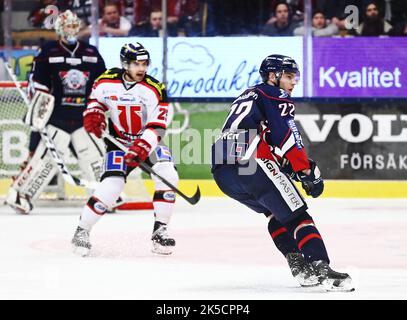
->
[54, 10, 81, 44]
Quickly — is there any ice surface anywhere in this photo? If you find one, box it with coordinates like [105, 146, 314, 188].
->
[0, 197, 406, 300]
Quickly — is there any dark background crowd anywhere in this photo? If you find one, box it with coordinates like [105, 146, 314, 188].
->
[1, 0, 407, 46]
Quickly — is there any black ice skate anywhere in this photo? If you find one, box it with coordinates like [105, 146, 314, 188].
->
[312, 260, 355, 292]
[151, 222, 175, 255]
[286, 253, 319, 287]
[71, 226, 92, 257]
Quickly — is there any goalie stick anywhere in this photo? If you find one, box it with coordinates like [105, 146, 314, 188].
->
[101, 132, 201, 205]
[2, 56, 98, 189]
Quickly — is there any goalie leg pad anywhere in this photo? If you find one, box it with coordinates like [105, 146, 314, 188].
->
[25, 90, 55, 131]
[71, 127, 105, 182]
[7, 126, 71, 203]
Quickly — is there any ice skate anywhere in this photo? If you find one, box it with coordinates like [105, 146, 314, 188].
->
[286, 253, 319, 287]
[312, 260, 354, 292]
[5, 188, 33, 215]
[151, 222, 176, 255]
[72, 226, 92, 257]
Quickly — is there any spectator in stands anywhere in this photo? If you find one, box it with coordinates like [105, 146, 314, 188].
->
[315, 0, 364, 32]
[360, 0, 407, 27]
[129, 9, 163, 37]
[132, 0, 181, 35]
[178, 0, 202, 36]
[294, 10, 339, 36]
[266, 0, 318, 24]
[389, 20, 407, 36]
[261, 1, 299, 36]
[79, 2, 132, 38]
[28, 0, 57, 28]
[99, 2, 132, 36]
[355, 2, 393, 36]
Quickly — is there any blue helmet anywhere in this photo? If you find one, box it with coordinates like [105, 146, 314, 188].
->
[259, 54, 299, 83]
[120, 42, 150, 69]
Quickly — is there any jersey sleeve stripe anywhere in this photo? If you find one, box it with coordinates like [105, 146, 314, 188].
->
[93, 79, 122, 89]
[256, 88, 293, 103]
[88, 101, 108, 111]
[146, 122, 167, 129]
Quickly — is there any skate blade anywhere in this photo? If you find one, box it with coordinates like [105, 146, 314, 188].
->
[151, 243, 174, 255]
[322, 277, 355, 292]
[72, 245, 91, 257]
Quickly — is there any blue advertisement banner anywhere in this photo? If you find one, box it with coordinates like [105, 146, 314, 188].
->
[98, 37, 304, 98]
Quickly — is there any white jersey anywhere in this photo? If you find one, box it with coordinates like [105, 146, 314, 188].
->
[87, 68, 168, 149]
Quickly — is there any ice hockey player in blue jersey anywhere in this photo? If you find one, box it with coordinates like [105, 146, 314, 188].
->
[5, 10, 106, 214]
[211, 54, 354, 292]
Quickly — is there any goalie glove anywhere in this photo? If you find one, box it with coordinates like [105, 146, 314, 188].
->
[296, 159, 324, 198]
[124, 138, 152, 168]
[83, 107, 106, 138]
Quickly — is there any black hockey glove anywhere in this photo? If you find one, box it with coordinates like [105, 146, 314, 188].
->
[296, 159, 324, 198]
[279, 159, 300, 182]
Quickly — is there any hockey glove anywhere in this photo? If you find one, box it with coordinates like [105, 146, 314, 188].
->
[297, 159, 324, 198]
[124, 138, 152, 168]
[83, 108, 106, 138]
[279, 158, 300, 182]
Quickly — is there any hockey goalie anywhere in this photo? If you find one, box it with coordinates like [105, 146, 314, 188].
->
[5, 10, 106, 214]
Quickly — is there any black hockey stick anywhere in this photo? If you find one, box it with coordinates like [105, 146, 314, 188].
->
[102, 132, 201, 205]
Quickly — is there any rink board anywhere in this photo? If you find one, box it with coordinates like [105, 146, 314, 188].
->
[1, 178, 407, 198]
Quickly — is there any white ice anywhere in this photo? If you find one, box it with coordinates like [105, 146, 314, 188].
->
[0, 197, 407, 300]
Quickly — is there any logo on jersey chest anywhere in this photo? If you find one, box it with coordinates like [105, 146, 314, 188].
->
[59, 69, 89, 95]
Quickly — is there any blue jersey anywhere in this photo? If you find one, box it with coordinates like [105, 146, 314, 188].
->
[212, 82, 309, 172]
[30, 40, 106, 130]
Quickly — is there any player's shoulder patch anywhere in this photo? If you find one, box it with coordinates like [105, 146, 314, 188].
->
[143, 75, 166, 99]
[95, 68, 122, 82]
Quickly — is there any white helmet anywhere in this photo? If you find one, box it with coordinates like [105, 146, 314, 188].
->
[54, 10, 81, 44]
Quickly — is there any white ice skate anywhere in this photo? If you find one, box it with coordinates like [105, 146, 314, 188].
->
[312, 260, 355, 292]
[5, 188, 33, 215]
[151, 222, 176, 255]
[72, 226, 92, 257]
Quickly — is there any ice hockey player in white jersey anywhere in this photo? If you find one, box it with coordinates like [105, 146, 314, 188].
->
[5, 10, 106, 214]
[72, 42, 178, 256]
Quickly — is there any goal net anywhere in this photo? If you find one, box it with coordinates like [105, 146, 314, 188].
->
[0, 81, 153, 210]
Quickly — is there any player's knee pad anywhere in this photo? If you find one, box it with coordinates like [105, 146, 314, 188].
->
[153, 190, 176, 203]
[86, 196, 108, 216]
[71, 127, 105, 182]
[151, 161, 179, 190]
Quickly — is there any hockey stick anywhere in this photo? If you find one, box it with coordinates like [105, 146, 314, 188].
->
[101, 132, 201, 205]
[2, 57, 98, 189]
